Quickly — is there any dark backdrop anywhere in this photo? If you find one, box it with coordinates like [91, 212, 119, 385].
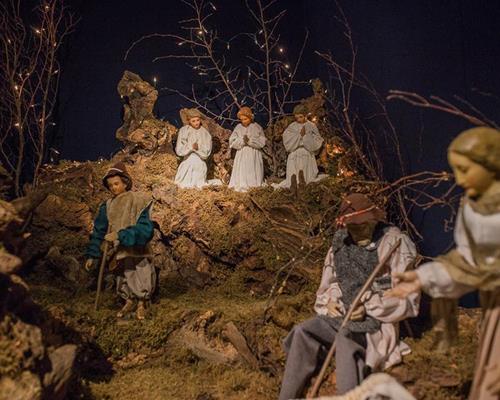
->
[53, 0, 500, 282]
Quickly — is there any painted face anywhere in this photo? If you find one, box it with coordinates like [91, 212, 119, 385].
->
[294, 113, 306, 124]
[448, 151, 495, 199]
[106, 175, 128, 196]
[346, 221, 377, 245]
[239, 115, 252, 127]
[189, 116, 201, 129]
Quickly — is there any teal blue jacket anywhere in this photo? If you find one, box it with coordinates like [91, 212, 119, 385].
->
[85, 202, 154, 259]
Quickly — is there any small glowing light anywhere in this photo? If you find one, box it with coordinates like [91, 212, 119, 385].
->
[153, 76, 157, 83]
[197, 30, 203, 35]
[34, 28, 41, 34]
[45, 5, 49, 10]
[7, 39, 12, 44]
[14, 85, 19, 90]
[198, 72, 208, 76]
[177, 42, 184, 46]
[258, 29, 263, 34]
[226, 42, 230, 50]
[53, 69, 59, 75]
[279, 47, 284, 53]
[285, 64, 290, 69]
[50, 122, 56, 126]
[14, 122, 20, 127]
[210, 2, 217, 10]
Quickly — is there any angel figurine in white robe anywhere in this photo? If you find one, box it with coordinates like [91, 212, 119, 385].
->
[228, 106, 267, 192]
[277, 104, 324, 189]
[174, 109, 212, 189]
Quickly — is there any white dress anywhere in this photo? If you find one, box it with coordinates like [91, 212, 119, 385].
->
[174, 125, 212, 189]
[277, 120, 324, 188]
[228, 122, 266, 192]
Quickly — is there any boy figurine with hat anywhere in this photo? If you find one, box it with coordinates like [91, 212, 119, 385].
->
[279, 193, 420, 399]
[228, 106, 267, 192]
[277, 104, 324, 188]
[84, 162, 155, 320]
[174, 108, 213, 189]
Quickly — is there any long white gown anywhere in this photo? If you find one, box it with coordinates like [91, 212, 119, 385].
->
[228, 122, 266, 192]
[277, 120, 324, 188]
[174, 125, 212, 188]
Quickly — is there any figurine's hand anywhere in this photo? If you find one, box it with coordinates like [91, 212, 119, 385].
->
[84, 259, 95, 272]
[104, 232, 119, 243]
[350, 304, 366, 321]
[385, 271, 422, 298]
[192, 142, 199, 151]
[326, 300, 343, 317]
[486, 363, 500, 395]
[243, 135, 249, 144]
[300, 126, 306, 137]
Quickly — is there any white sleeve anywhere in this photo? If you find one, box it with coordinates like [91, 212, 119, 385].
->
[416, 261, 474, 299]
[194, 128, 212, 160]
[302, 122, 324, 153]
[365, 230, 420, 322]
[229, 127, 245, 150]
[175, 127, 191, 157]
[314, 247, 345, 315]
[283, 123, 301, 153]
[248, 124, 266, 149]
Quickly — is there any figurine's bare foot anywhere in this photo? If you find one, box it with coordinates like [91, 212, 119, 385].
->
[117, 299, 135, 318]
[136, 300, 146, 320]
[298, 170, 306, 188]
[290, 174, 298, 197]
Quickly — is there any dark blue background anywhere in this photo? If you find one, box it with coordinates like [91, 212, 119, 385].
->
[51, 0, 500, 288]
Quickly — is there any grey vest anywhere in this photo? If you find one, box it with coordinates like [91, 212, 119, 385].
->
[323, 226, 390, 333]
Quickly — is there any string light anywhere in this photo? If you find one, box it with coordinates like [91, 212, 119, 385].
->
[285, 64, 290, 69]
[209, 2, 217, 10]
[279, 47, 284, 53]
[34, 28, 41, 34]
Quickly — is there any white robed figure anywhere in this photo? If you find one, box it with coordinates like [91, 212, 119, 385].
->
[174, 109, 212, 189]
[279, 104, 324, 188]
[229, 106, 267, 192]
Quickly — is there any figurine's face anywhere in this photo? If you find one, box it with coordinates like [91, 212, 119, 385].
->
[189, 117, 201, 129]
[107, 175, 128, 196]
[294, 114, 306, 124]
[239, 115, 252, 127]
[346, 221, 377, 245]
[448, 151, 495, 198]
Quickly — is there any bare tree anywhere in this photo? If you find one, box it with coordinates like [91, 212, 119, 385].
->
[125, 0, 309, 176]
[0, 0, 76, 196]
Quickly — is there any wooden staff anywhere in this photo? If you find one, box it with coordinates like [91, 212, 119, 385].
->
[307, 238, 402, 399]
[94, 240, 109, 311]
